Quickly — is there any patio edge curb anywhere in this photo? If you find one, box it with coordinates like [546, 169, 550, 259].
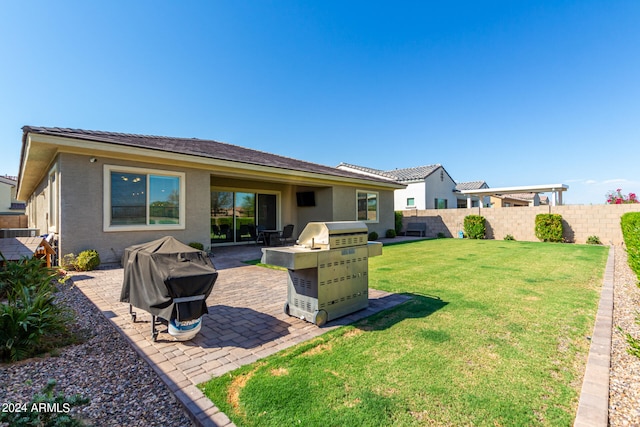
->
[574, 245, 614, 427]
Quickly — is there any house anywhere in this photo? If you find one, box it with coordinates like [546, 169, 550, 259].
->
[337, 163, 486, 210]
[0, 175, 26, 215]
[454, 181, 490, 208]
[489, 192, 548, 208]
[17, 127, 404, 263]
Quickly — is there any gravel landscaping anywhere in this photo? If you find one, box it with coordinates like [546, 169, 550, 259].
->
[1, 245, 639, 426]
[0, 280, 194, 427]
[610, 246, 640, 425]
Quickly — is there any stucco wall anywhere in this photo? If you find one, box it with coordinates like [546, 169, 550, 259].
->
[402, 204, 640, 245]
[56, 153, 211, 263]
[425, 169, 458, 209]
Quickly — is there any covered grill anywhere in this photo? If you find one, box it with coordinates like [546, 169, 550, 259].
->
[120, 236, 218, 341]
[261, 221, 382, 326]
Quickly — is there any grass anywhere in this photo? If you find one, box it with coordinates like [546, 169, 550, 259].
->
[200, 239, 608, 426]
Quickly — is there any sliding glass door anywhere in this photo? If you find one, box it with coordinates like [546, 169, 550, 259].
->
[211, 190, 277, 244]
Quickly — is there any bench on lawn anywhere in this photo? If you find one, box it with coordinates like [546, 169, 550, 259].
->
[405, 222, 427, 237]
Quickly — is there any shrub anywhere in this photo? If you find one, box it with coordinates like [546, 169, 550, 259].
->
[504, 234, 515, 241]
[463, 215, 486, 239]
[437, 232, 446, 239]
[0, 379, 89, 426]
[586, 235, 602, 245]
[385, 229, 396, 238]
[606, 188, 639, 204]
[73, 250, 100, 271]
[368, 231, 379, 241]
[60, 253, 77, 270]
[1, 255, 58, 299]
[621, 212, 640, 279]
[394, 211, 403, 235]
[188, 242, 205, 251]
[535, 214, 564, 242]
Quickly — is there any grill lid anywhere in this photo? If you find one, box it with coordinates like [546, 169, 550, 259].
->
[296, 221, 368, 249]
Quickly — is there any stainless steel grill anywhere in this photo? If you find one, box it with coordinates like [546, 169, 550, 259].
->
[261, 221, 382, 326]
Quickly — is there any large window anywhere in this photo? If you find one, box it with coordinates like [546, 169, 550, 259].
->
[357, 191, 378, 222]
[104, 165, 185, 231]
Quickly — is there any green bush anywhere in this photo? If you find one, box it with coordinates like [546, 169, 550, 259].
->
[0, 379, 89, 426]
[621, 212, 640, 279]
[0, 257, 72, 362]
[437, 232, 446, 239]
[73, 250, 100, 271]
[463, 215, 486, 239]
[368, 231, 379, 241]
[504, 234, 515, 241]
[385, 229, 396, 238]
[586, 235, 602, 245]
[1, 255, 58, 299]
[535, 214, 564, 242]
[394, 211, 403, 235]
[188, 242, 205, 251]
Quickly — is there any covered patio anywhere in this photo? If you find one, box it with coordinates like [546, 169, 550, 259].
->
[459, 183, 569, 208]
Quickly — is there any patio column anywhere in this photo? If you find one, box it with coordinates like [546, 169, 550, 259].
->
[467, 196, 472, 208]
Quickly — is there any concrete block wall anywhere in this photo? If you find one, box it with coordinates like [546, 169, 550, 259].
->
[0, 215, 28, 229]
[402, 204, 640, 245]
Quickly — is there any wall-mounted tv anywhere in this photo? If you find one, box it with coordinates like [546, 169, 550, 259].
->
[296, 191, 316, 207]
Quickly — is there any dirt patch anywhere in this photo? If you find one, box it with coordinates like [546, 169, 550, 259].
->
[270, 367, 289, 376]
[303, 342, 333, 357]
[228, 363, 265, 415]
[343, 328, 364, 338]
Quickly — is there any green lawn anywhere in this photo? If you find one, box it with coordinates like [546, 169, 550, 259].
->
[200, 239, 608, 426]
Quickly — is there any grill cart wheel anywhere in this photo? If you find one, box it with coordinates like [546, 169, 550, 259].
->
[313, 310, 328, 326]
[283, 302, 290, 316]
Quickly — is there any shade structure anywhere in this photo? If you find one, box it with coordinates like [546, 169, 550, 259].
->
[120, 236, 217, 322]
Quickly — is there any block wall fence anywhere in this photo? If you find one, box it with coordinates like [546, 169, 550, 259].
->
[0, 215, 28, 229]
[401, 204, 640, 245]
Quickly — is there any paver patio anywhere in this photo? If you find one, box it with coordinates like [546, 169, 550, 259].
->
[69, 244, 411, 426]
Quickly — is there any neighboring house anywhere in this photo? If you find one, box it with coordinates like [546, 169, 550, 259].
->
[454, 181, 490, 208]
[337, 163, 485, 210]
[17, 127, 404, 263]
[489, 192, 548, 208]
[0, 175, 26, 215]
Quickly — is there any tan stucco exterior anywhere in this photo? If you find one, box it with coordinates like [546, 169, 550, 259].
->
[20, 130, 401, 263]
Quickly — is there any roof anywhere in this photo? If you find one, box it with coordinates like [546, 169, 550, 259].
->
[383, 164, 442, 182]
[337, 162, 444, 182]
[455, 181, 488, 191]
[458, 184, 568, 196]
[0, 237, 52, 262]
[19, 127, 403, 198]
[0, 175, 17, 186]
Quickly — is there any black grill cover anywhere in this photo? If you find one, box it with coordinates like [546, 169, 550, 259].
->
[120, 236, 218, 322]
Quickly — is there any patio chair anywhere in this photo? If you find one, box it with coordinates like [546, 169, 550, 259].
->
[273, 224, 295, 246]
[254, 225, 266, 245]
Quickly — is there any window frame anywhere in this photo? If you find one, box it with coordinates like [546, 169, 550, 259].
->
[103, 165, 186, 232]
[356, 190, 379, 223]
[48, 164, 58, 233]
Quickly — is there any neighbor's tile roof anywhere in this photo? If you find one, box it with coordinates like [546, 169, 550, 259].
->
[455, 181, 488, 191]
[337, 163, 442, 182]
[382, 164, 441, 181]
[22, 126, 397, 185]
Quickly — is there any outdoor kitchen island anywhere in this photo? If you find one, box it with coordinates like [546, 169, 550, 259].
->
[261, 221, 382, 326]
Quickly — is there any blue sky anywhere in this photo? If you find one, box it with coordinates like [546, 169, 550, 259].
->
[1, 1, 638, 204]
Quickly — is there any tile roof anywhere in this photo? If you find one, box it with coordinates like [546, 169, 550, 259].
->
[455, 181, 488, 191]
[338, 162, 442, 182]
[22, 126, 397, 185]
[382, 164, 441, 181]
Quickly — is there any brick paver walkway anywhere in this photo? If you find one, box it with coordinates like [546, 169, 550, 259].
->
[70, 245, 411, 426]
